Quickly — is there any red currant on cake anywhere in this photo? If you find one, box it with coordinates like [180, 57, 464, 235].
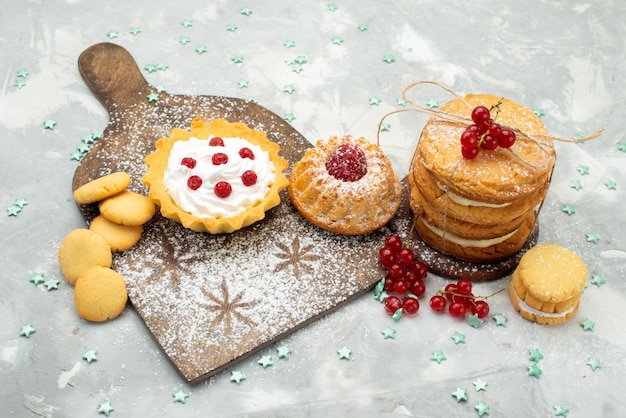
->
[209, 136, 224, 146]
[325, 143, 367, 182]
[239, 147, 255, 159]
[460, 101, 517, 159]
[187, 175, 202, 190]
[212, 153, 229, 165]
[181, 157, 196, 169]
[214, 181, 232, 198]
[241, 170, 258, 186]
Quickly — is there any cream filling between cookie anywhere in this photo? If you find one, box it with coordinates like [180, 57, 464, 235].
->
[420, 217, 517, 248]
[437, 183, 511, 208]
[510, 284, 577, 318]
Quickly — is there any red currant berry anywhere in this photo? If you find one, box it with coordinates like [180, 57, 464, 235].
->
[214, 181, 232, 198]
[410, 279, 426, 297]
[388, 263, 404, 280]
[461, 129, 479, 150]
[403, 268, 419, 285]
[209, 137, 224, 146]
[397, 248, 415, 266]
[462, 146, 480, 159]
[241, 170, 258, 186]
[187, 175, 202, 190]
[384, 234, 404, 253]
[497, 128, 516, 148]
[444, 283, 457, 301]
[471, 300, 490, 318]
[429, 295, 447, 312]
[449, 301, 467, 318]
[402, 297, 420, 315]
[394, 280, 409, 295]
[489, 121, 503, 139]
[384, 295, 402, 315]
[471, 106, 491, 127]
[325, 143, 367, 182]
[212, 153, 229, 165]
[181, 157, 196, 169]
[480, 134, 498, 150]
[383, 277, 396, 292]
[413, 260, 428, 279]
[239, 147, 255, 159]
[379, 247, 396, 268]
[456, 278, 472, 295]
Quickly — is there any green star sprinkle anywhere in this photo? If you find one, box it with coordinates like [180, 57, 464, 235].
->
[381, 327, 396, 340]
[13, 198, 27, 208]
[231, 55, 244, 64]
[156, 62, 169, 71]
[7, 206, 21, 216]
[380, 122, 391, 132]
[144, 63, 157, 73]
[533, 108, 545, 118]
[468, 314, 483, 328]
[276, 345, 292, 359]
[426, 99, 439, 109]
[257, 355, 273, 368]
[369, 96, 382, 105]
[327, 3, 338, 11]
[587, 357, 601, 371]
[283, 39, 296, 48]
[146, 92, 159, 102]
[13, 79, 27, 89]
[155, 85, 167, 93]
[17, 68, 30, 78]
[178, 35, 191, 45]
[29, 272, 45, 285]
[562, 203, 576, 215]
[472, 378, 487, 392]
[591, 273, 606, 286]
[604, 179, 617, 190]
[20, 324, 36, 338]
[580, 318, 595, 331]
[382, 54, 396, 63]
[430, 351, 446, 364]
[98, 400, 114, 416]
[43, 119, 57, 129]
[106, 30, 119, 39]
[392, 308, 403, 322]
[528, 348, 544, 362]
[230, 370, 246, 383]
[527, 363, 542, 378]
[585, 233, 600, 244]
[180, 18, 193, 28]
[70, 149, 84, 161]
[195, 45, 207, 54]
[172, 389, 190, 404]
[82, 349, 98, 364]
[576, 164, 590, 175]
[331, 36, 344, 45]
[283, 113, 295, 123]
[226, 23, 238, 31]
[618, 142, 626, 152]
[474, 401, 490, 417]
[451, 387, 468, 402]
[129, 26, 141, 35]
[240, 7, 253, 16]
[357, 23, 369, 31]
[43, 279, 59, 291]
[283, 84, 296, 94]
[396, 98, 407, 106]
[237, 79, 249, 88]
[569, 179, 583, 191]
[451, 331, 465, 344]
[553, 404, 570, 417]
[337, 346, 352, 360]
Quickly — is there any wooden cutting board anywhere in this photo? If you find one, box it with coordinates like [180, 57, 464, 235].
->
[72, 43, 402, 384]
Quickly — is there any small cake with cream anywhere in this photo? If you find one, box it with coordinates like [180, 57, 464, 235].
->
[143, 117, 289, 233]
[408, 94, 556, 263]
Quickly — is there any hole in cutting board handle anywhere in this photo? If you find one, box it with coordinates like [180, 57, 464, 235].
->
[78, 42, 151, 112]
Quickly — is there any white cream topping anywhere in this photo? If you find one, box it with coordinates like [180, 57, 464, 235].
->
[437, 183, 511, 208]
[419, 217, 517, 248]
[163, 136, 275, 219]
[510, 283, 577, 319]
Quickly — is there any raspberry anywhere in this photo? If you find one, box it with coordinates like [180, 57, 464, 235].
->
[209, 137, 224, 146]
[325, 143, 367, 182]
[187, 175, 202, 190]
[212, 153, 229, 165]
[239, 147, 255, 159]
[214, 181, 232, 198]
[181, 157, 196, 169]
[241, 170, 257, 186]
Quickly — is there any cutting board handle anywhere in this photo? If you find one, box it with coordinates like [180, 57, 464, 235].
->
[78, 42, 151, 112]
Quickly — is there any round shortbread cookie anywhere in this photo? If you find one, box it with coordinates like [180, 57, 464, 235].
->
[89, 214, 143, 252]
[73, 172, 131, 204]
[58, 228, 112, 285]
[99, 191, 156, 226]
[74, 266, 128, 322]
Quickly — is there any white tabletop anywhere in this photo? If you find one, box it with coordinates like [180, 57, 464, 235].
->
[2, 1, 625, 417]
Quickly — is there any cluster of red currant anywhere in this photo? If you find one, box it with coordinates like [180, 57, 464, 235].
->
[377, 234, 428, 317]
[428, 278, 490, 319]
[460, 104, 517, 159]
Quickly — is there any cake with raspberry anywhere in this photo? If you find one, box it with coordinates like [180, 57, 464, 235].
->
[288, 135, 402, 235]
[142, 117, 289, 234]
[408, 94, 556, 263]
